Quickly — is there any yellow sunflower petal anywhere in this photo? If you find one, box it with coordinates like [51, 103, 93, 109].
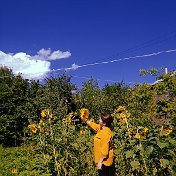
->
[80, 108, 89, 122]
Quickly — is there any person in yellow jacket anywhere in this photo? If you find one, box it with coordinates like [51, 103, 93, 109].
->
[86, 113, 114, 176]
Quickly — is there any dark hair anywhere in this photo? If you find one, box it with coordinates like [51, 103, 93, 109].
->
[100, 114, 113, 128]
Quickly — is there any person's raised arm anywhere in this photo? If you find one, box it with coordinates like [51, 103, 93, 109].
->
[87, 120, 100, 133]
[80, 108, 100, 133]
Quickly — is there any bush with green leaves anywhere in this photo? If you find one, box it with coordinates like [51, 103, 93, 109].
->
[1, 66, 176, 175]
[28, 109, 97, 176]
[112, 105, 175, 176]
[0, 145, 50, 176]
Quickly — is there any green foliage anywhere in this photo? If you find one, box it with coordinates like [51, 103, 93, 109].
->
[72, 78, 129, 120]
[112, 107, 176, 176]
[32, 75, 76, 120]
[140, 67, 164, 78]
[28, 110, 96, 176]
[0, 67, 76, 146]
[0, 145, 50, 176]
[0, 67, 31, 146]
[1, 66, 176, 175]
[127, 83, 157, 126]
[102, 82, 130, 110]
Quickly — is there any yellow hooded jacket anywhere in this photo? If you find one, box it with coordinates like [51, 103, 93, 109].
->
[88, 121, 113, 166]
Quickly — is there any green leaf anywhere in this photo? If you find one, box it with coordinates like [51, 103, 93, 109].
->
[168, 149, 176, 157]
[160, 159, 170, 168]
[130, 160, 140, 170]
[114, 139, 119, 143]
[169, 139, 176, 145]
[145, 146, 153, 155]
[129, 140, 136, 143]
[125, 150, 134, 159]
[152, 167, 157, 175]
[80, 146, 87, 152]
[156, 139, 168, 149]
[148, 136, 157, 141]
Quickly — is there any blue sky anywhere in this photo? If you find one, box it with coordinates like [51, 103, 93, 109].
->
[0, 0, 176, 87]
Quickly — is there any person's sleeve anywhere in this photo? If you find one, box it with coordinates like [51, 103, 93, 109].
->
[100, 131, 111, 158]
[87, 121, 101, 133]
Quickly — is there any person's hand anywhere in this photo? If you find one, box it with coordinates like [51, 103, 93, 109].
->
[96, 160, 103, 170]
[80, 108, 89, 122]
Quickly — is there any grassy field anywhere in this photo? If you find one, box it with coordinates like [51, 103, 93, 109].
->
[0, 145, 50, 176]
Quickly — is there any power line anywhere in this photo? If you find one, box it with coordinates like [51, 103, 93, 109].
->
[1, 48, 176, 82]
[53, 48, 176, 72]
[71, 75, 134, 84]
[85, 29, 176, 64]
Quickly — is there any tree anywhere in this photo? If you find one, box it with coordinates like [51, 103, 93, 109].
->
[33, 75, 76, 120]
[0, 67, 30, 146]
[102, 82, 130, 110]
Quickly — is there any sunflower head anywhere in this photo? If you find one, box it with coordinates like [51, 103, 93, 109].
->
[41, 110, 46, 118]
[134, 133, 142, 139]
[143, 127, 148, 133]
[11, 169, 18, 174]
[80, 130, 86, 135]
[116, 106, 126, 113]
[80, 108, 89, 122]
[39, 119, 44, 127]
[28, 124, 37, 133]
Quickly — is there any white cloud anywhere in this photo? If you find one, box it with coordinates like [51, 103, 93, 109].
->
[0, 48, 72, 80]
[71, 63, 79, 70]
[64, 63, 79, 72]
[48, 50, 71, 60]
[35, 48, 71, 60]
[37, 48, 51, 58]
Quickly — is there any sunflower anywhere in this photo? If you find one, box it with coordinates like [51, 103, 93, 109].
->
[80, 130, 86, 135]
[11, 169, 17, 174]
[116, 106, 126, 113]
[28, 124, 37, 133]
[143, 127, 148, 133]
[134, 133, 142, 139]
[163, 128, 173, 136]
[80, 108, 89, 122]
[49, 113, 53, 118]
[39, 119, 44, 126]
[41, 110, 46, 118]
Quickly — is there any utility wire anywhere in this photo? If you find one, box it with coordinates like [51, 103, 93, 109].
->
[53, 48, 176, 72]
[71, 75, 134, 84]
[85, 29, 176, 64]
[1, 48, 176, 82]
